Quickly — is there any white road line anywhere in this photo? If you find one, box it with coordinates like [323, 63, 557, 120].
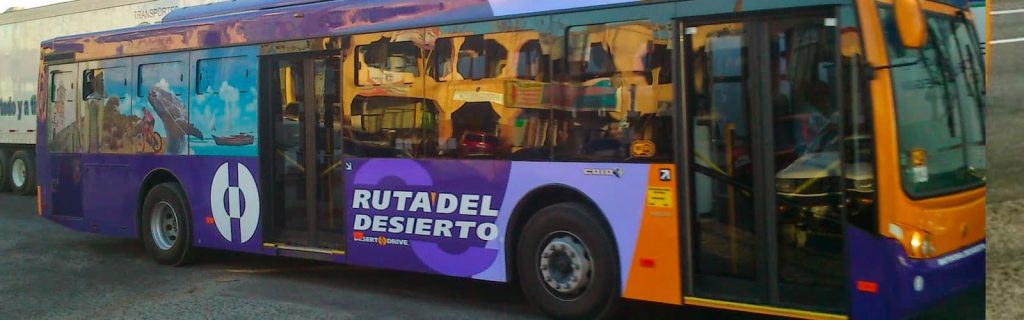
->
[992, 8, 1024, 15]
[991, 37, 1024, 45]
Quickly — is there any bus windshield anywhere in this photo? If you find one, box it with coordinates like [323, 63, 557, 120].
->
[880, 8, 986, 198]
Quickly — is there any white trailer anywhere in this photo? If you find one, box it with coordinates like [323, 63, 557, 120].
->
[0, 0, 224, 194]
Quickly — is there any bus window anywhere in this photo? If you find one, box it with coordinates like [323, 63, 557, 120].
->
[766, 16, 846, 308]
[356, 38, 421, 86]
[837, 7, 877, 233]
[81, 66, 129, 153]
[196, 56, 251, 95]
[456, 35, 508, 80]
[48, 69, 77, 153]
[138, 62, 184, 98]
[555, 21, 674, 162]
[879, 8, 987, 198]
[346, 96, 433, 158]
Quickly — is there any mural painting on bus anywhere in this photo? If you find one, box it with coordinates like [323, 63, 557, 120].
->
[344, 159, 510, 278]
[189, 47, 259, 157]
[133, 56, 200, 155]
[81, 65, 134, 154]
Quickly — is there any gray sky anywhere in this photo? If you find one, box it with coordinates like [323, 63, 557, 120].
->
[1, 0, 69, 13]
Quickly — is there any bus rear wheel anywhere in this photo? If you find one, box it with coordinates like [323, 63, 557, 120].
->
[141, 183, 198, 266]
[517, 202, 620, 320]
[10, 150, 35, 195]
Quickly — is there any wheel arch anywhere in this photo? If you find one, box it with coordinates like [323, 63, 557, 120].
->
[504, 183, 620, 285]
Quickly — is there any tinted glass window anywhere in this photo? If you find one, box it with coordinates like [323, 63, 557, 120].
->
[555, 21, 674, 162]
[138, 62, 184, 97]
[356, 38, 421, 86]
[48, 69, 77, 153]
[82, 67, 128, 100]
[456, 35, 508, 80]
[197, 56, 251, 95]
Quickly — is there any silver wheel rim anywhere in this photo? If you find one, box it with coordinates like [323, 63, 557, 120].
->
[150, 201, 180, 251]
[538, 231, 592, 299]
[11, 158, 26, 188]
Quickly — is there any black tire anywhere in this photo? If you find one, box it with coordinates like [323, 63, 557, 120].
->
[517, 202, 620, 320]
[10, 150, 36, 195]
[0, 149, 11, 193]
[141, 183, 198, 266]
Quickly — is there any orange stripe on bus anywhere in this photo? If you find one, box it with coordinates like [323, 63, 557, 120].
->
[623, 164, 682, 305]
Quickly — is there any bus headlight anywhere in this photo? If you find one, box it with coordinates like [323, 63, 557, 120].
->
[909, 230, 935, 257]
[891, 223, 936, 258]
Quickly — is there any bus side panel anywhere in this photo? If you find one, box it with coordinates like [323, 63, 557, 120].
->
[343, 159, 512, 278]
[69, 154, 266, 253]
[170, 155, 265, 254]
[341, 160, 679, 303]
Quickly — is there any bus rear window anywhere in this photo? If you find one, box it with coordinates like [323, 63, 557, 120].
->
[879, 8, 986, 198]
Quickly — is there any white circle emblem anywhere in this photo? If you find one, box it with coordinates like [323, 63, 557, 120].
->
[210, 162, 260, 243]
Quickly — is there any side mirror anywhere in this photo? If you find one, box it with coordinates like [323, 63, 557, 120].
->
[894, 0, 928, 48]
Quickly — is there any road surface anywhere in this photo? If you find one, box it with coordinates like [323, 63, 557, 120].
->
[987, 0, 1024, 318]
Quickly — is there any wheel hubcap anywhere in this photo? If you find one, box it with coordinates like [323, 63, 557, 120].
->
[539, 232, 592, 298]
[11, 158, 26, 188]
[150, 201, 179, 250]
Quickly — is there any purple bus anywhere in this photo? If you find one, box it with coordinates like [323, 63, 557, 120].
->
[36, 0, 986, 318]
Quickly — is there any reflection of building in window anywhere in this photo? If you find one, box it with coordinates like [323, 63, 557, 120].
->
[451, 102, 499, 139]
[357, 38, 421, 85]
[349, 96, 438, 157]
[456, 35, 508, 80]
[554, 21, 674, 162]
[516, 40, 547, 81]
[429, 38, 453, 81]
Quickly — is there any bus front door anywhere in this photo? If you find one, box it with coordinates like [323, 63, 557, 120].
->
[264, 51, 346, 250]
[682, 10, 847, 314]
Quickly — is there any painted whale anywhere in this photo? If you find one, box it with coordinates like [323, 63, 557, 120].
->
[148, 86, 203, 139]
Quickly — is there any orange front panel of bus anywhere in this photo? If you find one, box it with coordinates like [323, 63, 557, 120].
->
[623, 164, 682, 305]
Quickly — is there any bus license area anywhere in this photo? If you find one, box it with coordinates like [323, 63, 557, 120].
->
[350, 189, 501, 242]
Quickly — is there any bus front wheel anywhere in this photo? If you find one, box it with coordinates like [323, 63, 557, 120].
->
[516, 202, 620, 320]
[141, 182, 198, 266]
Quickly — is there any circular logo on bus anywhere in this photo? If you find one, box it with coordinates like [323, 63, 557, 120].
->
[210, 162, 260, 243]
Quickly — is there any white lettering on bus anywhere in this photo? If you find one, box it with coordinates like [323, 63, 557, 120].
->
[351, 189, 501, 215]
[351, 214, 499, 242]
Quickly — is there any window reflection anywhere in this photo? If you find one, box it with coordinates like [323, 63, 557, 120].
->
[270, 58, 308, 235]
[768, 16, 846, 309]
[345, 23, 675, 162]
[554, 21, 674, 162]
[688, 22, 757, 279]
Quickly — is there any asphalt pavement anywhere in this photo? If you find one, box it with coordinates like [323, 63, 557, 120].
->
[987, 0, 1024, 319]
[0, 193, 765, 319]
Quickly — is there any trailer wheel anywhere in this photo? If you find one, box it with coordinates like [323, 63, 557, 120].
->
[10, 150, 36, 195]
[0, 149, 10, 193]
[141, 182, 198, 266]
[516, 202, 620, 320]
